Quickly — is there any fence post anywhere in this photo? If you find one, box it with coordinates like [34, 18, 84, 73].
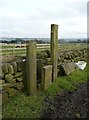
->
[26, 41, 37, 95]
[50, 24, 58, 81]
[12, 44, 15, 56]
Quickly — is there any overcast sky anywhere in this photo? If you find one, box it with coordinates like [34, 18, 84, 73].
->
[0, 0, 87, 38]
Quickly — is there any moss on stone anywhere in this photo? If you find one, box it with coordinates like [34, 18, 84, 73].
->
[11, 62, 17, 74]
[5, 74, 14, 83]
[7, 63, 14, 74]
[16, 77, 23, 82]
[2, 64, 8, 75]
[14, 72, 22, 78]
[0, 80, 5, 85]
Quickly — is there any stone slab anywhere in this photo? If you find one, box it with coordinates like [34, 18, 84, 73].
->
[15, 82, 23, 90]
[5, 74, 14, 83]
[61, 62, 77, 75]
[16, 77, 23, 82]
[7, 88, 18, 97]
[2, 64, 8, 75]
[1, 83, 10, 92]
[41, 65, 52, 90]
[14, 72, 22, 78]
[0, 80, 5, 85]
[7, 63, 14, 74]
[11, 62, 17, 74]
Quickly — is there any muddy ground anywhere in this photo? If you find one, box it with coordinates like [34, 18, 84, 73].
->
[40, 81, 88, 119]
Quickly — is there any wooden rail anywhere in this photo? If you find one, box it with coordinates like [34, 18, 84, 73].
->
[0, 43, 87, 56]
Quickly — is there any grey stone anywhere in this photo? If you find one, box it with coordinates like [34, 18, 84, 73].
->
[5, 74, 14, 82]
[1, 83, 10, 91]
[41, 65, 52, 90]
[7, 63, 14, 74]
[16, 77, 23, 82]
[11, 62, 17, 74]
[2, 64, 8, 75]
[0, 80, 5, 85]
[61, 63, 70, 75]
[37, 52, 48, 59]
[15, 82, 23, 90]
[61, 62, 77, 75]
[7, 88, 18, 97]
[14, 72, 22, 78]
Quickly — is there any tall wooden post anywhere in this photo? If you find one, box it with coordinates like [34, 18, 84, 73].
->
[50, 24, 58, 81]
[26, 41, 37, 95]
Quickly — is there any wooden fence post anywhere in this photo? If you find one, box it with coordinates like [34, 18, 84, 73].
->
[12, 44, 15, 56]
[26, 41, 37, 95]
[50, 24, 58, 81]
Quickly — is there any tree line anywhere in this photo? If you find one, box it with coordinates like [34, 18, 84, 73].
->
[0, 38, 88, 44]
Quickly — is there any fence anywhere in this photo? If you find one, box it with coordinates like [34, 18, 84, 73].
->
[0, 43, 87, 56]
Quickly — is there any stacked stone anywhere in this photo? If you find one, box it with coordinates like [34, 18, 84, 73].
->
[37, 51, 51, 85]
[0, 62, 24, 104]
[58, 48, 87, 64]
[57, 48, 87, 76]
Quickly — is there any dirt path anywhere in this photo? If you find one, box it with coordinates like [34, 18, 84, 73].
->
[40, 81, 88, 119]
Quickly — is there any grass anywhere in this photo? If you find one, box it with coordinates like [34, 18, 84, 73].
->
[0, 43, 87, 56]
[2, 62, 88, 119]
[2, 92, 44, 118]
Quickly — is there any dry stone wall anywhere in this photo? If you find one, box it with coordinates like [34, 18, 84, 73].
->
[0, 48, 87, 104]
[57, 48, 87, 75]
[0, 61, 24, 104]
[58, 48, 87, 63]
[37, 48, 87, 76]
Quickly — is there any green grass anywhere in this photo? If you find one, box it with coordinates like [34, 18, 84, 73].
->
[2, 91, 44, 118]
[2, 62, 88, 118]
[44, 64, 87, 98]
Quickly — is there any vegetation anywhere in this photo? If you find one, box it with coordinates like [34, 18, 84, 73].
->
[2, 62, 88, 119]
[0, 38, 88, 44]
[0, 38, 49, 44]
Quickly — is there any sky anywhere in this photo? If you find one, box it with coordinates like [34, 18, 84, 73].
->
[0, 0, 88, 38]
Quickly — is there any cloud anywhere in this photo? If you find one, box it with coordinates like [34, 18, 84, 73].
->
[0, 0, 87, 38]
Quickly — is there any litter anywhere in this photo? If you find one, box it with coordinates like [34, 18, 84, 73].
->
[75, 61, 87, 70]
[23, 59, 26, 62]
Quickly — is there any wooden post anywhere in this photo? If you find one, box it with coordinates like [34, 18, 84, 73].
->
[50, 24, 58, 81]
[26, 41, 37, 95]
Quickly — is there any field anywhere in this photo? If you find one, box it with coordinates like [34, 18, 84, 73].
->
[0, 43, 87, 57]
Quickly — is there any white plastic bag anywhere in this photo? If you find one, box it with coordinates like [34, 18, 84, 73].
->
[75, 61, 87, 70]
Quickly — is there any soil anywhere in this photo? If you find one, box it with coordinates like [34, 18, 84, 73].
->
[40, 81, 88, 119]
